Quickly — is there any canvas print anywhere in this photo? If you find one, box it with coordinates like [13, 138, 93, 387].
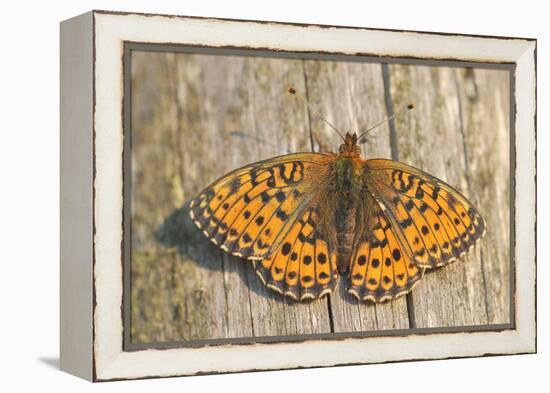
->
[127, 48, 511, 346]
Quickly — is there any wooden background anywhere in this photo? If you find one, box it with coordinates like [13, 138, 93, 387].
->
[129, 50, 510, 344]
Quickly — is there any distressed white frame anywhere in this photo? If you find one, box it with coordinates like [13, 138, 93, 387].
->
[60, 10, 536, 381]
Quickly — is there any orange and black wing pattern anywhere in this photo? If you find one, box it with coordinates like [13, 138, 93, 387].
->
[189, 153, 339, 300]
[363, 159, 486, 270]
[348, 192, 424, 302]
[253, 203, 339, 300]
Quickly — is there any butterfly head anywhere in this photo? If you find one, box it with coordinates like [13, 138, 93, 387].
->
[338, 132, 361, 157]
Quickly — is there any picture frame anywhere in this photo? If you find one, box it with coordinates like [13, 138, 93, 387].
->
[60, 10, 536, 381]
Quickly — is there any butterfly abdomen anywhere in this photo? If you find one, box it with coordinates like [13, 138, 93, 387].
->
[335, 203, 356, 273]
[334, 156, 363, 273]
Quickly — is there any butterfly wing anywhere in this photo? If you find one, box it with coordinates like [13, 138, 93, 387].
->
[253, 202, 339, 300]
[363, 159, 486, 270]
[190, 152, 340, 300]
[348, 191, 424, 302]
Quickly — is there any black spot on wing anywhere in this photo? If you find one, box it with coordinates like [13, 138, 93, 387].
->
[392, 248, 401, 261]
[260, 191, 270, 203]
[275, 190, 286, 202]
[281, 242, 291, 255]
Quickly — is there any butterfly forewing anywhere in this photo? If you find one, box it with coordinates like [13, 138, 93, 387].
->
[363, 159, 486, 269]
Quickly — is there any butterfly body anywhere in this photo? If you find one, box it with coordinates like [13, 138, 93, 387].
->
[190, 132, 486, 302]
[331, 157, 360, 273]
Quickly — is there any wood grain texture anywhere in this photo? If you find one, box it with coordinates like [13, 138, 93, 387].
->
[130, 51, 510, 344]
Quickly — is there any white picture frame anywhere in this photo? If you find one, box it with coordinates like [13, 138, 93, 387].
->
[60, 10, 536, 381]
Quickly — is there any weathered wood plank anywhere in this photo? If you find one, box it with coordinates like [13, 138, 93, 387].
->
[131, 52, 231, 342]
[302, 60, 410, 331]
[387, 64, 509, 327]
[218, 56, 333, 337]
[455, 68, 511, 324]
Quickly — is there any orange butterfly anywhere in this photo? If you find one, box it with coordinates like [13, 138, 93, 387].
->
[189, 88, 486, 302]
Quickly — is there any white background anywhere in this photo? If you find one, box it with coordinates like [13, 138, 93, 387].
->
[0, 0, 545, 391]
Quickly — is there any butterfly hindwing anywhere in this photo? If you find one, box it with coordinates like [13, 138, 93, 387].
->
[348, 193, 424, 302]
[364, 159, 486, 269]
[254, 206, 339, 300]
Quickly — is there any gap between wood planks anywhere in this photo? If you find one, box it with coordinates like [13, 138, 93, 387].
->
[382, 63, 417, 329]
[301, 61, 337, 333]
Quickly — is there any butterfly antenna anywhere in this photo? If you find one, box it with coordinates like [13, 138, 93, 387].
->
[287, 86, 345, 141]
[356, 103, 415, 142]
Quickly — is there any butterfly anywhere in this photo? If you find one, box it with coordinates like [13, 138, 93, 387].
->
[189, 89, 486, 303]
